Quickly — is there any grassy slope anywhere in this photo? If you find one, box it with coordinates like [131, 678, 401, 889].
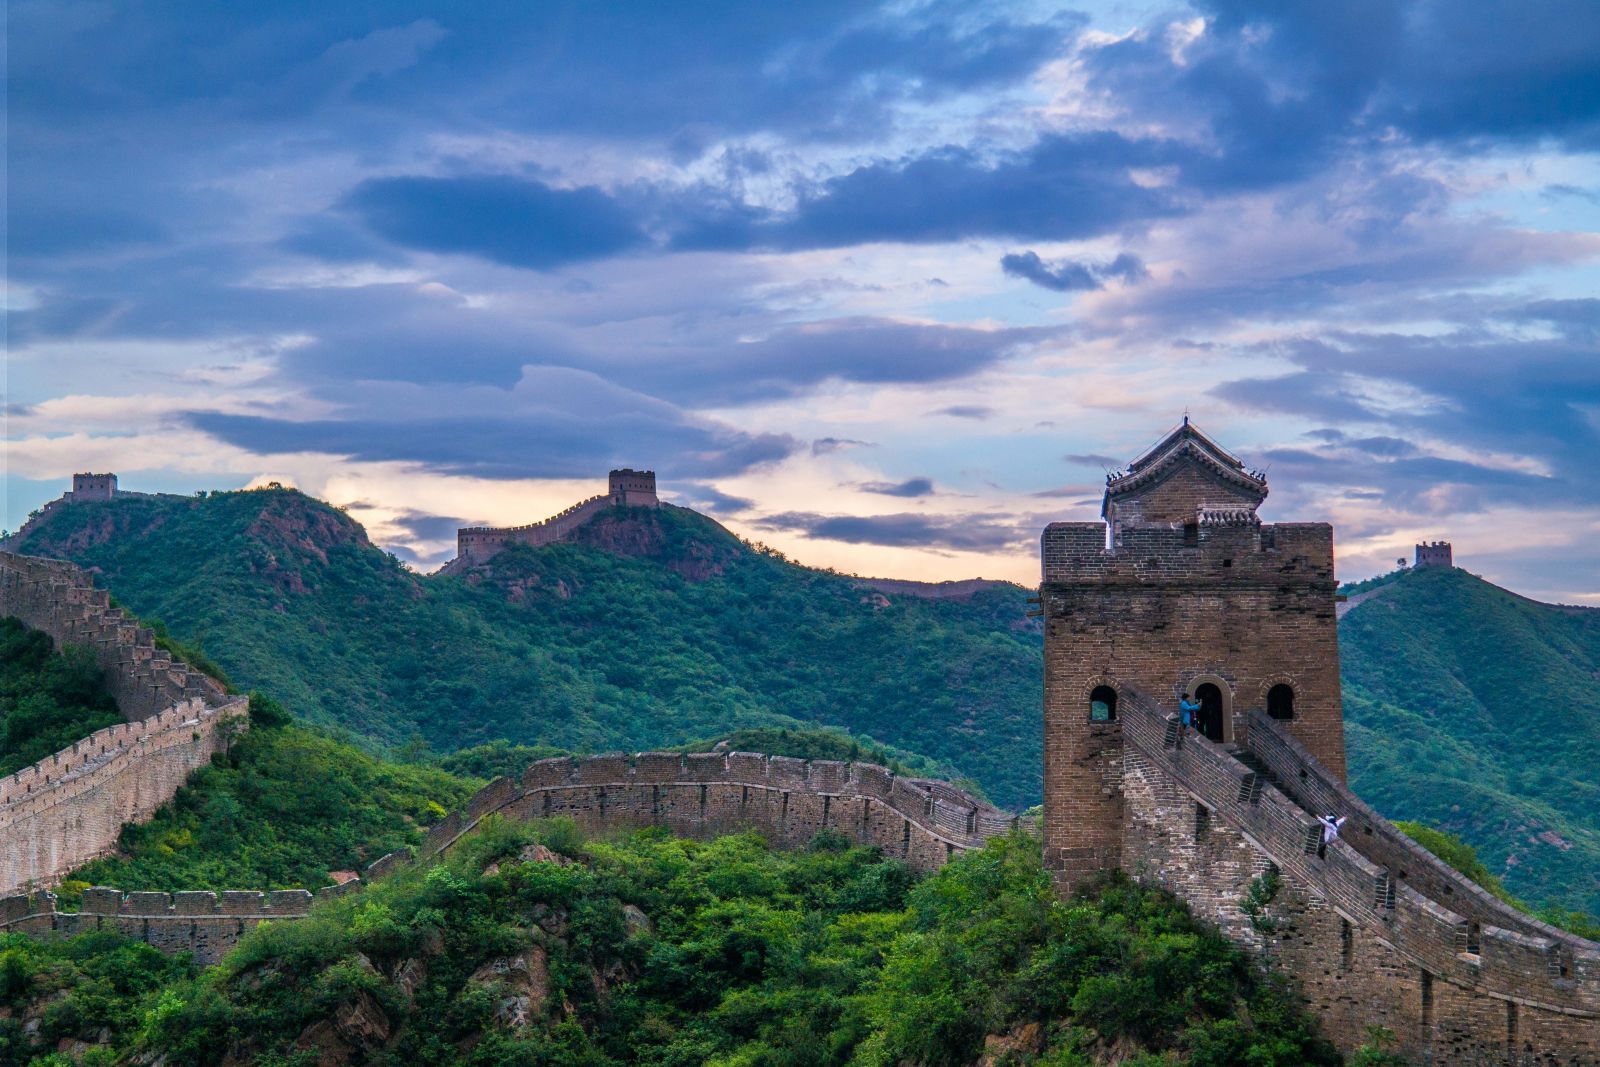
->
[1339, 565, 1600, 913]
[8, 491, 1042, 808]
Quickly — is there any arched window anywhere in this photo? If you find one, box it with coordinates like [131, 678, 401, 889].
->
[1267, 684, 1295, 720]
[1089, 685, 1118, 722]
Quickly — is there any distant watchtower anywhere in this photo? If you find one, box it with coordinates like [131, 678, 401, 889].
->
[69, 474, 118, 501]
[1039, 419, 1345, 888]
[608, 469, 658, 507]
[1414, 541, 1452, 568]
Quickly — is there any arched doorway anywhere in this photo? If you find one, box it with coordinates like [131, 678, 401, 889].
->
[1267, 684, 1295, 720]
[1194, 682, 1227, 742]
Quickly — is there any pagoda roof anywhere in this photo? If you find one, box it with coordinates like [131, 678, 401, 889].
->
[1102, 418, 1267, 516]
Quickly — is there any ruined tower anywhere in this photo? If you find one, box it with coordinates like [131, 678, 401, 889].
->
[1039, 419, 1345, 888]
[1414, 541, 1452, 568]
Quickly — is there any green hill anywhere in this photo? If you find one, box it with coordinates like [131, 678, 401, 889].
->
[5, 490, 1042, 807]
[1339, 564, 1600, 914]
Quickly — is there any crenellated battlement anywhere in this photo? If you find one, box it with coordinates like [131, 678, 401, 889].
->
[0, 551, 230, 719]
[452, 469, 660, 567]
[1043, 420, 1599, 1062]
[0, 550, 248, 895]
[0, 747, 1027, 964]
[1114, 692, 1600, 1022]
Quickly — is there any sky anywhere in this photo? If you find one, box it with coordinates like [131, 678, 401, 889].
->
[4, 0, 1599, 602]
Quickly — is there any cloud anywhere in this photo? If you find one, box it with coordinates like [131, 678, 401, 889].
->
[674, 134, 1184, 251]
[387, 509, 466, 542]
[812, 437, 872, 455]
[932, 405, 993, 419]
[185, 366, 800, 481]
[1062, 452, 1118, 467]
[347, 176, 647, 269]
[1000, 250, 1148, 292]
[856, 477, 935, 497]
[669, 482, 755, 515]
[756, 510, 1027, 551]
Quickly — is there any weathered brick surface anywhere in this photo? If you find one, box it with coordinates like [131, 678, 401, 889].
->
[1041, 425, 1599, 1062]
[0, 552, 248, 895]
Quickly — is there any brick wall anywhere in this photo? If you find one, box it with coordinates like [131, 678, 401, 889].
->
[1116, 689, 1600, 1063]
[0, 550, 247, 895]
[0, 551, 230, 719]
[1040, 519, 1346, 889]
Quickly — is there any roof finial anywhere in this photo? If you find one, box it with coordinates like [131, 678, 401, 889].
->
[1182, 409, 1189, 427]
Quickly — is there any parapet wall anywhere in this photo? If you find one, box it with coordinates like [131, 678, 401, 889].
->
[412, 749, 1024, 870]
[1114, 690, 1599, 1062]
[0, 749, 1025, 964]
[0, 551, 229, 719]
[0, 550, 247, 895]
[0, 696, 247, 894]
[0, 885, 324, 966]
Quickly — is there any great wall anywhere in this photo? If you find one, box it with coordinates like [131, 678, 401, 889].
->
[1, 448, 1598, 1062]
[0, 552, 248, 894]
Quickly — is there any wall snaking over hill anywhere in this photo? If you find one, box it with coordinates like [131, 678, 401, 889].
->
[412, 748, 1026, 870]
[0, 551, 248, 895]
[0, 551, 229, 719]
[0, 749, 1026, 963]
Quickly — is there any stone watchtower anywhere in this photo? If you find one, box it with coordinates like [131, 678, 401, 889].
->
[608, 469, 658, 508]
[69, 473, 118, 501]
[1039, 419, 1345, 888]
[1414, 541, 1452, 568]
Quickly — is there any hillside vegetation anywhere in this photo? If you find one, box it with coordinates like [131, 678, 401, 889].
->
[1340, 565, 1600, 914]
[0, 617, 124, 776]
[6, 491, 1041, 807]
[12, 489, 1600, 913]
[60, 698, 480, 902]
[4, 823, 1343, 1067]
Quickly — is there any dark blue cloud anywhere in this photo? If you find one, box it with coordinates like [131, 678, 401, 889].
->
[733, 135, 1183, 249]
[388, 509, 466, 541]
[668, 483, 755, 516]
[347, 176, 646, 269]
[1001, 250, 1148, 292]
[187, 408, 797, 481]
[857, 477, 935, 497]
[8, 2, 1070, 143]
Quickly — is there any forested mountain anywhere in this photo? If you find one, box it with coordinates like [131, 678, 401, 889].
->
[1340, 565, 1600, 915]
[11, 488, 1599, 913]
[5, 490, 1041, 807]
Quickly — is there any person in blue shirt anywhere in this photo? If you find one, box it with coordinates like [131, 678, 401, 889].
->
[1178, 692, 1200, 742]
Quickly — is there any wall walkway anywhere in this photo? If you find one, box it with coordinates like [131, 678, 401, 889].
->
[1116, 689, 1600, 1063]
[0, 551, 248, 896]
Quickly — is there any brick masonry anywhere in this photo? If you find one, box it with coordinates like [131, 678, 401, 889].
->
[1043, 422, 1600, 1063]
[452, 469, 660, 566]
[0, 550, 248, 896]
[0, 749, 1031, 964]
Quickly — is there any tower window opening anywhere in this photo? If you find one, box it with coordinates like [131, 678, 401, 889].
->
[1183, 522, 1199, 546]
[1089, 685, 1118, 722]
[1267, 684, 1295, 721]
